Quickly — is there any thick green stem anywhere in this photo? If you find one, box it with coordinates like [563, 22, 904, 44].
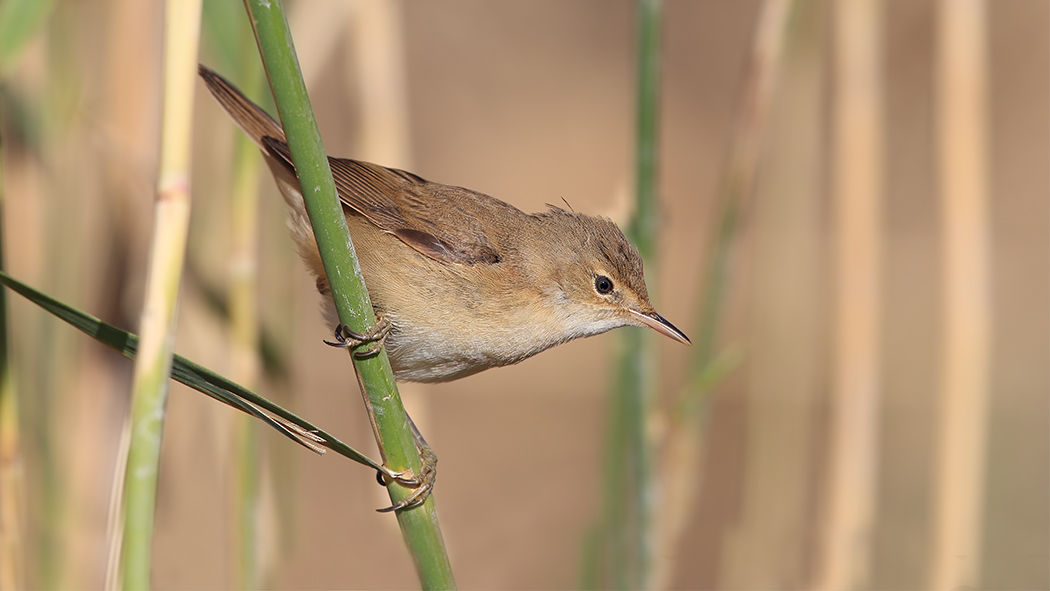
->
[241, 1, 454, 588]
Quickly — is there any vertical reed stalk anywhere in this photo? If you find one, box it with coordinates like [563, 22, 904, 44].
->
[718, 1, 826, 586]
[36, 10, 81, 587]
[0, 86, 24, 591]
[817, 1, 884, 588]
[651, 2, 791, 588]
[930, 1, 991, 588]
[241, 1, 455, 587]
[588, 1, 662, 589]
[201, 2, 282, 583]
[228, 62, 265, 590]
[0, 8, 24, 577]
[116, 1, 203, 588]
[348, 0, 412, 168]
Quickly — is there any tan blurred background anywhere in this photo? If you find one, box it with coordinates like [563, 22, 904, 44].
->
[1, 0, 1046, 589]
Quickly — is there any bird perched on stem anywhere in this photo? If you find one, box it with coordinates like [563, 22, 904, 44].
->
[199, 65, 690, 511]
[199, 66, 690, 384]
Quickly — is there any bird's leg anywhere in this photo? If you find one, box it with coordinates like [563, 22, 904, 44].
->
[331, 315, 436, 512]
[324, 315, 392, 359]
[374, 411, 437, 513]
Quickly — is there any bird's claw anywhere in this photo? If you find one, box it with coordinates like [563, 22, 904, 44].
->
[375, 445, 438, 513]
[324, 316, 391, 359]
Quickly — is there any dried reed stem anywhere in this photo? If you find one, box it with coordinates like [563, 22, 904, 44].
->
[718, 0, 826, 586]
[651, 1, 791, 588]
[817, 0, 884, 588]
[930, 0, 991, 588]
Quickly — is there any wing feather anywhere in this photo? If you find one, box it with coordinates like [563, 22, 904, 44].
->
[262, 137, 506, 266]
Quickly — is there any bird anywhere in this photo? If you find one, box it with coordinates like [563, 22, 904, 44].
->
[198, 65, 690, 385]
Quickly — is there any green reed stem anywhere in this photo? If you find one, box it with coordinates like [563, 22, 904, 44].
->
[0, 75, 24, 591]
[118, 1, 202, 588]
[227, 60, 265, 590]
[241, 1, 455, 588]
[587, 1, 663, 589]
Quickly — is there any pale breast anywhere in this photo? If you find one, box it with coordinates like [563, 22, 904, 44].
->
[347, 214, 573, 382]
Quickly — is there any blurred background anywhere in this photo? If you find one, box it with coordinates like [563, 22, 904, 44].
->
[0, 0, 1046, 589]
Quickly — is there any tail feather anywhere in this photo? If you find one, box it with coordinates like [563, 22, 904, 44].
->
[198, 65, 285, 147]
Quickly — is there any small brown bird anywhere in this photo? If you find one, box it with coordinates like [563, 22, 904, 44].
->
[199, 66, 690, 383]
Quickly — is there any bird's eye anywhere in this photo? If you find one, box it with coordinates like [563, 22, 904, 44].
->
[595, 275, 614, 294]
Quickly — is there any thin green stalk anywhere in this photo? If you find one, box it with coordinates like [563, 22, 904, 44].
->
[233, 414, 259, 589]
[651, 2, 793, 588]
[202, 3, 286, 584]
[231, 108, 263, 591]
[627, 0, 663, 260]
[0, 75, 24, 591]
[0, 268, 398, 471]
[241, 1, 455, 588]
[588, 1, 663, 589]
[683, 0, 792, 416]
[117, 1, 203, 588]
[226, 58, 266, 591]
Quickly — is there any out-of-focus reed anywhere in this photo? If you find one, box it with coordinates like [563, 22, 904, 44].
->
[817, 0, 883, 588]
[930, 0, 991, 588]
[652, 1, 791, 588]
[583, 1, 663, 588]
[115, 1, 202, 588]
[0, 1, 1040, 589]
[0, 2, 56, 587]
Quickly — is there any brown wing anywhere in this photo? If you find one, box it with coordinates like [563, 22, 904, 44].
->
[201, 64, 514, 266]
[261, 137, 507, 266]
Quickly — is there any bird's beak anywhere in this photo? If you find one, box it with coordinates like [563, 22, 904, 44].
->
[628, 309, 692, 345]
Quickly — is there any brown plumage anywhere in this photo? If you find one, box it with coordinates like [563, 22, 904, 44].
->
[199, 65, 689, 382]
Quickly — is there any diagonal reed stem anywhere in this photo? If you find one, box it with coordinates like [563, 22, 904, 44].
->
[651, 2, 792, 588]
[240, 1, 455, 588]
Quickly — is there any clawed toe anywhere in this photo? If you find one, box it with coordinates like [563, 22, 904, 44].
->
[375, 445, 438, 513]
[324, 315, 392, 358]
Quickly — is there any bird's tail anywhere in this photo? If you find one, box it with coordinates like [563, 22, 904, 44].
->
[198, 65, 286, 147]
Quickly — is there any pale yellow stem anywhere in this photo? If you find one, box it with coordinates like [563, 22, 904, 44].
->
[930, 0, 992, 588]
[817, 0, 883, 588]
[112, 0, 203, 588]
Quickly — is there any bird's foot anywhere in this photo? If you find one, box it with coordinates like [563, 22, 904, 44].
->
[324, 315, 391, 359]
[375, 443, 437, 513]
